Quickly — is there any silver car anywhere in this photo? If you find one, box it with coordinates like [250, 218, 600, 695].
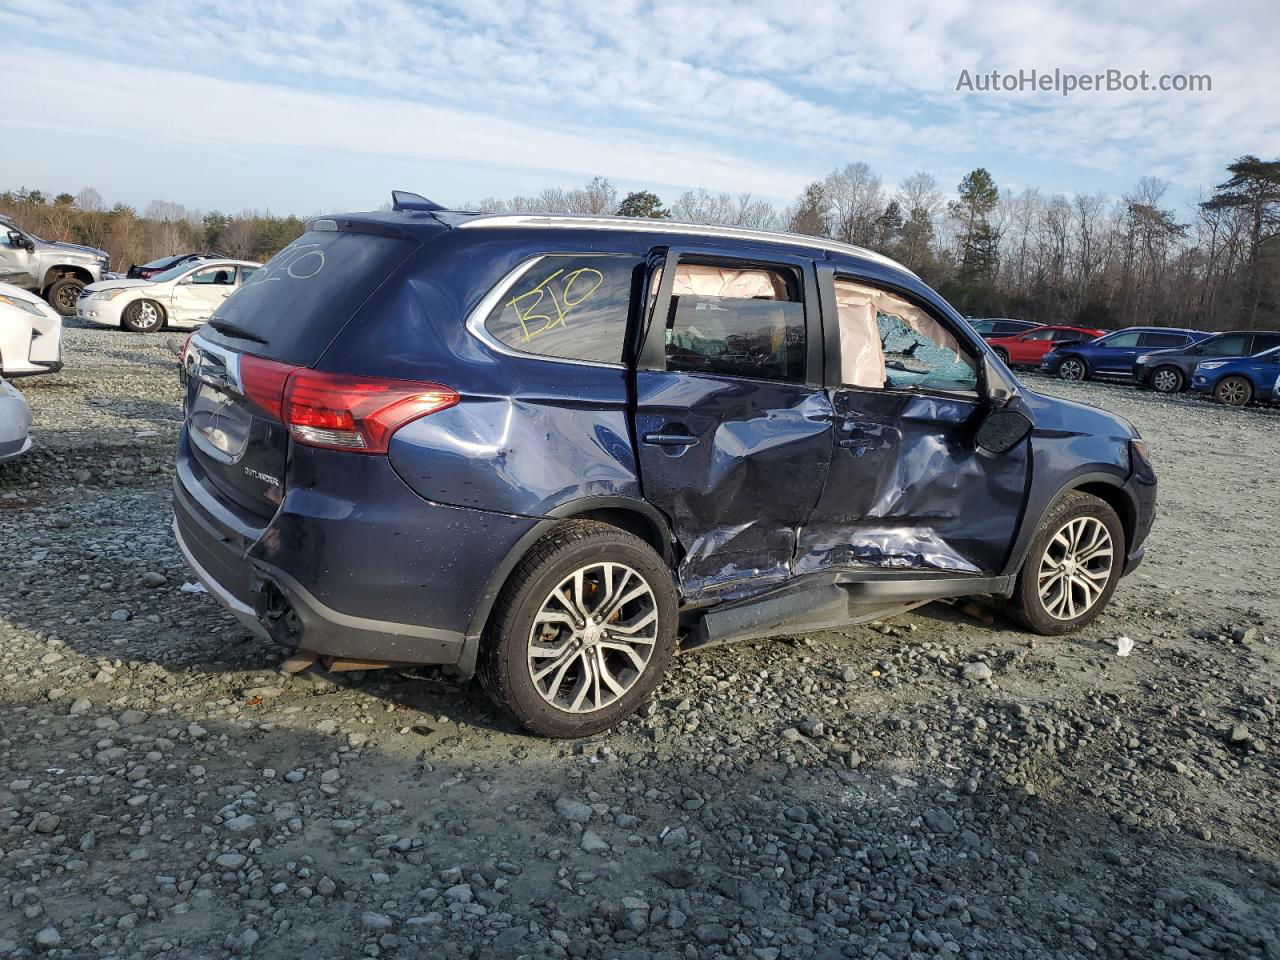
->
[0, 376, 32, 463]
[1, 215, 110, 317]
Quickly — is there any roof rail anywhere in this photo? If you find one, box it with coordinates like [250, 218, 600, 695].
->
[391, 190, 445, 212]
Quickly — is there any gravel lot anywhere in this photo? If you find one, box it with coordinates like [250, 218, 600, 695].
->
[2, 322, 1277, 960]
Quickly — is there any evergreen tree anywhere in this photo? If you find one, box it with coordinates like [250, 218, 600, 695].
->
[615, 190, 669, 219]
[788, 182, 828, 236]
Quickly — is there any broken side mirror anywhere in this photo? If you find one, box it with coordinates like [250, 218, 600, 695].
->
[976, 409, 1033, 454]
[982, 354, 1018, 405]
[6, 230, 26, 249]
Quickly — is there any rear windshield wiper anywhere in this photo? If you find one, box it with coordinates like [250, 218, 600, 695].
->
[208, 318, 269, 345]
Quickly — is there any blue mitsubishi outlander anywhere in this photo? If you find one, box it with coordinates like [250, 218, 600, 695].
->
[173, 192, 1156, 736]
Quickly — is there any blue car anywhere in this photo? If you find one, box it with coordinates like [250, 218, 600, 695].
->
[1191, 346, 1280, 406]
[173, 192, 1157, 736]
[1041, 326, 1209, 381]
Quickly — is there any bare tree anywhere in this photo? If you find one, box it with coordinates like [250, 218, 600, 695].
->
[74, 187, 104, 212]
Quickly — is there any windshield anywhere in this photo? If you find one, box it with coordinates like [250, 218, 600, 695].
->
[4, 221, 41, 243]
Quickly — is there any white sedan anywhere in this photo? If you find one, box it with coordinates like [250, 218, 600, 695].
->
[77, 258, 261, 333]
[1, 376, 32, 463]
[0, 281, 62, 377]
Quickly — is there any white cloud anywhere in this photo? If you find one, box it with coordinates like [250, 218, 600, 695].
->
[2, 0, 1277, 208]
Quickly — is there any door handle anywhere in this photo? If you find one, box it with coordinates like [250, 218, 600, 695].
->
[837, 426, 872, 448]
[642, 432, 699, 447]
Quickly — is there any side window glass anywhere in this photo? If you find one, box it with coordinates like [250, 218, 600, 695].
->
[663, 263, 805, 382]
[1024, 329, 1054, 341]
[1102, 331, 1142, 347]
[484, 254, 640, 364]
[238, 266, 259, 284]
[1139, 332, 1186, 348]
[834, 278, 977, 394]
[192, 267, 234, 285]
[1251, 333, 1280, 352]
[1204, 334, 1248, 356]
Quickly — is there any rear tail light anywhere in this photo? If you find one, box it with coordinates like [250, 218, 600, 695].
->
[239, 354, 294, 421]
[238, 357, 458, 454]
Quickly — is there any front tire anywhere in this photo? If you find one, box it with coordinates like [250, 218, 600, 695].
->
[122, 299, 166, 333]
[479, 520, 678, 738]
[1010, 491, 1124, 635]
[46, 277, 85, 316]
[993, 348, 1010, 366]
[1150, 366, 1184, 393]
[1214, 375, 1253, 406]
[1057, 356, 1087, 381]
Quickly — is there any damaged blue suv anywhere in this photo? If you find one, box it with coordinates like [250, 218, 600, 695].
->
[173, 192, 1156, 736]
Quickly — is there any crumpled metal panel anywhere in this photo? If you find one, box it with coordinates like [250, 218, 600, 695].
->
[389, 388, 638, 516]
[633, 373, 833, 601]
[796, 390, 1029, 577]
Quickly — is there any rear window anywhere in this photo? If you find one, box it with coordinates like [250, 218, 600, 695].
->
[204, 229, 420, 365]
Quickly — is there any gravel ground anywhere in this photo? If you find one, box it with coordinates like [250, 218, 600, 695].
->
[1, 322, 1277, 960]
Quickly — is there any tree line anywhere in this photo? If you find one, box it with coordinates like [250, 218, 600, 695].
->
[5, 155, 1276, 330]
[0, 188, 307, 276]
[471, 158, 1280, 331]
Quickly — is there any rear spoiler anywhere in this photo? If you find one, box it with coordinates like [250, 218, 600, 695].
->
[390, 190, 444, 212]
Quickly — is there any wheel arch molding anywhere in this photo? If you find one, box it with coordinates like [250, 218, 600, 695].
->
[458, 497, 678, 676]
[1005, 471, 1136, 577]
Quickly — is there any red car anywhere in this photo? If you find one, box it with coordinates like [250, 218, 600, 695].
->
[987, 325, 1106, 368]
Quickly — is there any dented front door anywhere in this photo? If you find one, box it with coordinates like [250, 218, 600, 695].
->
[632, 247, 832, 602]
[795, 265, 1029, 577]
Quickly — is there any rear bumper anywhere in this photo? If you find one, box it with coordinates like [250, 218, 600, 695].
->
[172, 431, 541, 667]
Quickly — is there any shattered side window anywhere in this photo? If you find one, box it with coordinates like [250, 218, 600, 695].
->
[876, 312, 978, 393]
[834, 278, 978, 394]
[484, 254, 641, 364]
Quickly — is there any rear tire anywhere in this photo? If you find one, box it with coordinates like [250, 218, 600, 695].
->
[123, 299, 165, 333]
[1150, 366, 1184, 393]
[1009, 491, 1124, 635]
[1214, 375, 1253, 406]
[1057, 356, 1087, 381]
[46, 277, 85, 316]
[479, 520, 678, 738]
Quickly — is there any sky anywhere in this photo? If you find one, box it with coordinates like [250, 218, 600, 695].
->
[2, 0, 1277, 217]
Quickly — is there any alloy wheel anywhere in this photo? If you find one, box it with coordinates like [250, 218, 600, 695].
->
[1151, 368, 1181, 393]
[1217, 378, 1250, 406]
[56, 285, 80, 311]
[1058, 358, 1085, 381]
[139, 302, 158, 324]
[1037, 516, 1114, 621]
[526, 562, 658, 714]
